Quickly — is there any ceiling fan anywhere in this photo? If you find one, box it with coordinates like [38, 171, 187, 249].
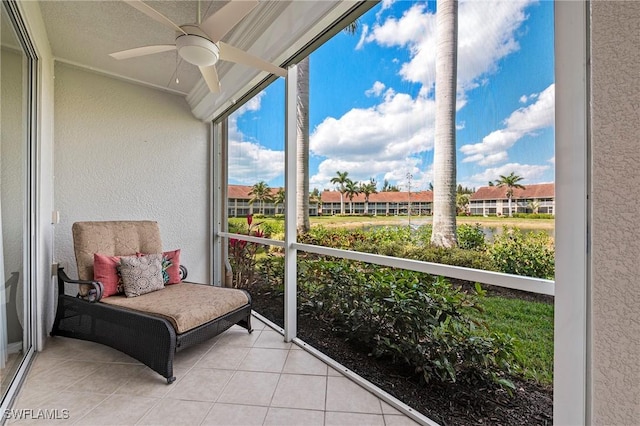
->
[110, 0, 287, 93]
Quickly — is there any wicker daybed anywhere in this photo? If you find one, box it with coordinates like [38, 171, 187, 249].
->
[51, 220, 252, 384]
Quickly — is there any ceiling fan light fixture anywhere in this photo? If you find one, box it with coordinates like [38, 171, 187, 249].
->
[176, 34, 219, 67]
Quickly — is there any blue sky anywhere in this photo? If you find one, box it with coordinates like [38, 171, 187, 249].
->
[229, 0, 555, 192]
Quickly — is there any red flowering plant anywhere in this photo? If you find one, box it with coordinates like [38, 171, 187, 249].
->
[228, 214, 266, 288]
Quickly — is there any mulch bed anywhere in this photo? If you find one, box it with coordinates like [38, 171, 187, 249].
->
[249, 283, 553, 426]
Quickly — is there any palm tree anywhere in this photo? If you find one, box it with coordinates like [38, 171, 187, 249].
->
[528, 199, 540, 214]
[296, 57, 311, 233]
[248, 181, 273, 215]
[345, 179, 360, 214]
[330, 171, 350, 215]
[360, 179, 377, 215]
[296, 21, 359, 232]
[431, 0, 459, 248]
[274, 187, 285, 215]
[495, 172, 525, 217]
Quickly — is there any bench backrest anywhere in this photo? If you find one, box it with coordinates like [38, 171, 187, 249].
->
[72, 221, 163, 281]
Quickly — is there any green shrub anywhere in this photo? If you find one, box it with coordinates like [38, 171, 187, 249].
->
[512, 213, 554, 219]
[457, 223, 486, 250]
[404, 246, 497, 271]
[297, 259, 516, 388]
[488, 227, 555, 279]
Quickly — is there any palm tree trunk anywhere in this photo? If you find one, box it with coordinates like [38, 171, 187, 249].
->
[296, 58, 311, 233]
[431, 0, 458, 248]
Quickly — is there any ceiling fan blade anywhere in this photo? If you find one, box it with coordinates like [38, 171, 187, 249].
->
[219, 42, 287, 77]
[123, 0, 186, 35]
[110, 45, 176, 60]
[201, 0, 259, 41]
[199, 65, 221, 93]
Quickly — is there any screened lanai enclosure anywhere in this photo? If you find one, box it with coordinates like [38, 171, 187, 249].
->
[3, 0, 629, 424]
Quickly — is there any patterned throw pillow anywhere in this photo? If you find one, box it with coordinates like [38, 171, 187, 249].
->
[119, 253, 165, 297]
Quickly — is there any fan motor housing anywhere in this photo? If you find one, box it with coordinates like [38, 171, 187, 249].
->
[176, 26, 220, 67]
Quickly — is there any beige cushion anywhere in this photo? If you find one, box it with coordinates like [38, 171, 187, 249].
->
[101, 282, 249, 333]
[73, 221, 163, 281]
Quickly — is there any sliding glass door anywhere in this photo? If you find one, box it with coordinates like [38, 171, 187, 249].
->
[1, 0, 35, 407]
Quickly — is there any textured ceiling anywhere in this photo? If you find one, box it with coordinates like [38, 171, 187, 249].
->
[38, 1, 291, 96]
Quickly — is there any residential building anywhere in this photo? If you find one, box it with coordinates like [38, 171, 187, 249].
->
[320, 190, 433, 216]
[470, 183, 555, 216]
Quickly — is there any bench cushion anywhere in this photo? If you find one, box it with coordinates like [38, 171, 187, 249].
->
[73, 221, 163, 281]
[100, 282, 250, 333]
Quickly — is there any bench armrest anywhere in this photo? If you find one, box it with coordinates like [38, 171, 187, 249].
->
[180, 265, 188, 281]
[57, 267, 104, 302]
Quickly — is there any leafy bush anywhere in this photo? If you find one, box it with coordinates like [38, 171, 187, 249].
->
[512, 213, 554, 219]
[488, 227, 555, 279]
[403, 246, 497, 271]
[297, 259, 516, 388]
[457, 223, 486, 250]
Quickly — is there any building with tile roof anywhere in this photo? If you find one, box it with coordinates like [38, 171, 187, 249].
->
[229, 183, 555, 218]
[470, 183, 555, 216]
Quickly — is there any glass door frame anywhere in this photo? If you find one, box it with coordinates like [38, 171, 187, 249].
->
[1, 0, 38, 414]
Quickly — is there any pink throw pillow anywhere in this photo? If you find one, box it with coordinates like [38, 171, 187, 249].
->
[93, 253, 127, 297]
[137, 249, 181, 285]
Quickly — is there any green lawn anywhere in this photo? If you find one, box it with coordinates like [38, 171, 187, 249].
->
[472, 296, 554, 385]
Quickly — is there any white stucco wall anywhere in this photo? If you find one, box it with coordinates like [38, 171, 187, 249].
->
[590, 1, 640, 423]
[53, 64, 211, 284]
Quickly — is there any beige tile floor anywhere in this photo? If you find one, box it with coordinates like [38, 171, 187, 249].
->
[9, 317, 427, 425]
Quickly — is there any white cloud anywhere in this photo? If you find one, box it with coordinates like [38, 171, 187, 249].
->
[310, 157, 433, 192]
[309, 85, 443, 189]
[548, 156, 555, 164]
[365, 81, 386, 97]
[460, 83, 555, 165]
[467, 162, 550, 187]
[310, 89, 436, 163]
[519, 95, 528, 103]
[235, 91, 265, 115]
[365, 0, 536, 93]
[355, 23, 369, 50]
[228, 141, 284, 184]
[227, 91, 284, 184]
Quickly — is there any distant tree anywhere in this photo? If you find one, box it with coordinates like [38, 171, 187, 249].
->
[309, 188, 322, 212]
[382, 179, 400, 192]
[457, 184, 474, 194]
[345, 180, 360, 214]
[488, 181, 495, 187]
[528, 199, 540, 214]
[428, 182, 434, 191]
[248, 181, 273, 215]
[360, 179, 378, 215]
[456, 193, 470, 215]
[495, 172, 526, 217]
[273, 187, 285, 214]
[330, 171, 350, 215]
